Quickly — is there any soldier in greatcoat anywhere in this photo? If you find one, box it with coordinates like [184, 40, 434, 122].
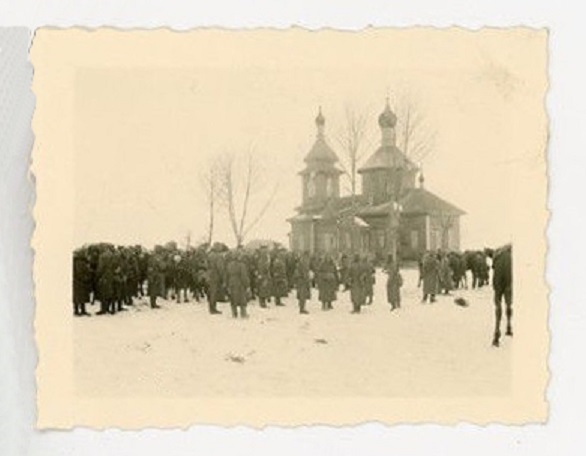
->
[147, 251, 165, 309]
[73, 249, 92, 316]
[364, 256, 376, 305]
[385, 254, 403, 311]
[225, 250, 251, 318]
[438, 253, 454, 295]
[271, 251, 289, 306]
[348, 254, 368, 314]
[293, 251, 311, 314]
[317, 253, 339, 310]
[421, 251, 440, 303]
[256, 246, 273, 308]
[338, 253, 350, 291]
[96, 247, 116, 315]
[206, 243, 225, 315]
[174, 252, 192, 303]
[112, 247, 127, 313]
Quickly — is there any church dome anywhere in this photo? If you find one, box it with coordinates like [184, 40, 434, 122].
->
[378, 99, 397, 128]
[315, 106, 325, 127]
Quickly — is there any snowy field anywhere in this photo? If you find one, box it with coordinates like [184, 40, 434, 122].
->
[74, 269, 511, 398]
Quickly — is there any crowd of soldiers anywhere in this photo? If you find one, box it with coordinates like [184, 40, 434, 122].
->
[73, 240, 497, 320]
[417, 249, 492, 304]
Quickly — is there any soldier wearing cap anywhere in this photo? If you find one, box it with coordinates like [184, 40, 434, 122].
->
[206, 242, 225, 314]
[256, 244, 272, 308]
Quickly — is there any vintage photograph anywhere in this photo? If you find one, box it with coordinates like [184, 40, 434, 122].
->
[31, 28, 548, 426]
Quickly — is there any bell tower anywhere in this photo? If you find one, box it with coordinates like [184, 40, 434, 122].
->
[298, 107, 342, 207]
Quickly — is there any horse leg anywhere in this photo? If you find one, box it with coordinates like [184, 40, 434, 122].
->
[492, 292, 502, 347]
[505, 287, 513, 336]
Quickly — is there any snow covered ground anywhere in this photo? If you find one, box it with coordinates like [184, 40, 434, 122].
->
[74, 269, 511, 398]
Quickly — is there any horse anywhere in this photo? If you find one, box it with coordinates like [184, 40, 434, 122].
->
[489, 244, 513, 347]
[463, 250, 489, 289]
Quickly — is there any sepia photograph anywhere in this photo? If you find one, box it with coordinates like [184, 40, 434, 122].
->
[31, 28, 548, 427]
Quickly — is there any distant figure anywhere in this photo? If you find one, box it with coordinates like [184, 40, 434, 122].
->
[385, 254, 403, 311]
[421, 251, 440, 303]
[317, 253, 338, 310]
[147, 253, 164, 309]
[206, 243, 226, 315]
[256, 245, 272, 308]
[96, 247, 116, 314]
[438, 253, 454, 295]
[73, 250, 92, 316]
[293, 251, 312, 314]
[491, 244, 513, 347]
[338, 253, 350, 291]
[225, 251, 251, 319]
[348, 254, 367, 314]
[364, 256, 376, 305]
[271, 252, 289, 306]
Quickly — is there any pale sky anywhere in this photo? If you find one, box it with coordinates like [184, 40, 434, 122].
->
[72, 29, 546, 250]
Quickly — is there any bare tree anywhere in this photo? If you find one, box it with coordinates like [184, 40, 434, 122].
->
[217, 148, 279, 247]
[200, 156, 222, 245]
[437, 213, 455, 251]
[335, 105, 373, 253]
[394, 94, 436, 164]
[335, 105, 372, 198]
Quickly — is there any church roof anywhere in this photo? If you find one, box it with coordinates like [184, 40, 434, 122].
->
[358, 145, 417, 173]
[304, 136, 339, 164]
[400, 187, 465, 216]
[356, 187, 465, 217]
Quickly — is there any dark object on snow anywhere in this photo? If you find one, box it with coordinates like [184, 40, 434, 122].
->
[454, 297, 469, 307]
[226, 354, 246, 364]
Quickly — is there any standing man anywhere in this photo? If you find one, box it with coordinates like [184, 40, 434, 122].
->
[317, 252, 338, 311]
[225, 250, 251, 319]
[206, 243, 225, 315]
[256, 245, 272, 308]
[338, 253, 350, 291]
[385, 254, 403, 311]
[147, 250, 164, 309]
[438, 252, 454, 295]
[293, 251, 312, 314]
[364, 255, 376, 305]
[271, 250, 289, 307]
[348, 254, 367, 314]
[422, 251, 440, 303]
[73, 249, 92, 316]
[96, 246, 116, 315]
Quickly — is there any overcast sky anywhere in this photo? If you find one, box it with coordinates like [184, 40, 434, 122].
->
[72, 29, 545, 250]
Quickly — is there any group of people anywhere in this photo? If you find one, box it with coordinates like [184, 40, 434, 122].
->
[73, 240, 499, 320]
[72, 241, 406, 319]
[418, 249, 492, 303]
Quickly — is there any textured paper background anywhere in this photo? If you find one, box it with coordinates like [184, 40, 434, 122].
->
[31, 28, 548, 429]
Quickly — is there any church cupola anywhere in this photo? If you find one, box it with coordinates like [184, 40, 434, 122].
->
[378, 97, 397, 146]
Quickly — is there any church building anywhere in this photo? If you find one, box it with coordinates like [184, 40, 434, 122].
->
[288, 100, 465, 261]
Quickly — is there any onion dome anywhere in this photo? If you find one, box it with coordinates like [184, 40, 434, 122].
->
[315, 106, 325, 127]
[378, 98, 397, 128]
